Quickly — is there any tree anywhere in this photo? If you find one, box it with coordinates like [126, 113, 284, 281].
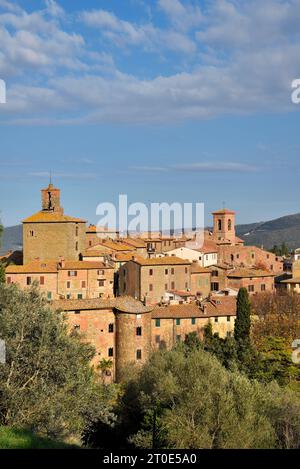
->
[121, 347, 277, 449]
[234, 288, 251, 343]
[0, 283, 116, 439]
[0, 262, 5, 284]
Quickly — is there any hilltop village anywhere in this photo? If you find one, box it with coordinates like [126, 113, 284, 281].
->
[3, 183, 286, 381]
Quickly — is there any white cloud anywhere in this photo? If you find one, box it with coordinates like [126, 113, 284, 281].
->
[0, 0, 300, 125]
[131, 162, 258, 173]
[158, 0, 203, 31]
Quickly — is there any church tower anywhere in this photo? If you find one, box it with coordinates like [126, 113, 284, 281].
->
[22, 182, 86, 264]
[212, 208, 236, 245]
[41, 183, 63, 214]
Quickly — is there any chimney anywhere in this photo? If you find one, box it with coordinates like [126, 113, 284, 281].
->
[58, 256, 65, 268]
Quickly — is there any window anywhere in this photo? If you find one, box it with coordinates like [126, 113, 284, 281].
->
[67, 294, 71, 299]
[40, 276, 44, 285]
[185, 267, 188, 274]
[218, 219, 222, 230]
[236, 254, 240, 259]
[82, 281, 86, 288]
[171, 281, 175, 289]
[155, 318, 160, 327]
[165, 269, 168, 275]
[191, 318, 196, 325]
[75, 225, 79, 237]
[89, 241, 92, 246]
[165, 283, 168, 290]
[26, 276, 31, 286]
[7, 277, 11, 284]
[149, 284, 153, 292]
[68, 271, 77, 277]
[77, 293, 83, 299]
[171, 268, 175, 275]
[212, 270, 218, 277]
[215, 317, 218, 323]
[98, 269, 105, 275]
[75, 242, 78, 251]
[228, 219, 232, 230]
[136, 326, 142, 336]
[67, 281, 71, 289]
[227, 316, 231, 322]
[108, 347, 113, 357]
[47, 291, 52, 300]
[211, 282, 219, 291]
[136, 349, 142, 360]
[270, 265, 273, 270]
[149, 269, 153, 276]
[267, 254, 270, 259]
[98, 280, 105, 287]
[108, 323, 114, 333]
[248, 285, 255, 292]
[251, 253, 255, 259]
[176, 318, 180, 326]
[261, 284, 266, 291]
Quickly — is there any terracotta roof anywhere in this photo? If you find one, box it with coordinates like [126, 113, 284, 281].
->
[281, 277, 300, 284]
[166, 290, 195, 297]
[23, 210, 86, 223]
[122, 238, 147, 248]
[101, 240, 135, 251]
[152, 297, 236, 319]
[190, 264, 211, 274]
[60, 261, 112, 270]
[227, 268, 275, 278]
[212, 208, 235, 215]
[5, 259, 112, 273]
[132, 256, 191, 266]
[235, 236, 244, 243]
[6, 260, 58, 274]
[51, 296, 153, 314]
[82, 250, 110, 257]
[86, 225, 119, 234]
[114, 252, 140, 262]
[193, 240, 218, 253]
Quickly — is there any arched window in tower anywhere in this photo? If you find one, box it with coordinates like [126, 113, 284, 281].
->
[228, 219, 232, 231]
[218, 219, 222, 231]
[75, 225, 79, 237]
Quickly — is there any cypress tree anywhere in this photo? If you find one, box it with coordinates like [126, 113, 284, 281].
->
[234, 287, 251, 342]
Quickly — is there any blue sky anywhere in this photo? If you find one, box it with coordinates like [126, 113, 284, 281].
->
[0, 0, 300, 227]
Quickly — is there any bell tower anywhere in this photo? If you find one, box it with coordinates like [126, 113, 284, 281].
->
[212, 208, 236, 244]
[41, 183, 64, 214]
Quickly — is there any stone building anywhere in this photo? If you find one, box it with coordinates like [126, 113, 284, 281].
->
[23, 183, 86, 264]
[6, 259, 115, 300]
[118, 256, 191, 305]
[51, 295, 237, 382]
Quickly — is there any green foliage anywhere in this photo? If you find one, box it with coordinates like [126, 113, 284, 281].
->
[234, 288, 251, 344]
[0, 283, 116, 440]
[0, 426, 79, 449]
[119, 347, 284, 449]
[0, 262, 5, 284]
[270, 243, 289, 257]
[253, 337, 300, 387]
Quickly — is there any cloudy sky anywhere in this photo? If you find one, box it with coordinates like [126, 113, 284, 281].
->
[0, 0, 300, 226]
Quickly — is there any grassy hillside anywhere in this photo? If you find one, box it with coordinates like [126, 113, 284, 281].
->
[0, 225, 22, 254]
[236, 213, 300, 250]
[0, 427, 79, 449]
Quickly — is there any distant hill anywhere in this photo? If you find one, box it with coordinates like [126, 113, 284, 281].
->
[0, 225, 22, 254]
[236, 213, 300, 250]
[2, 213, 300, 254]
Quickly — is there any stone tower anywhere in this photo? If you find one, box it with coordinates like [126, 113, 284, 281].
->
[22, 183, 86, 264]
[41, 183, 63, 214]
[212, 208, 236, 245]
